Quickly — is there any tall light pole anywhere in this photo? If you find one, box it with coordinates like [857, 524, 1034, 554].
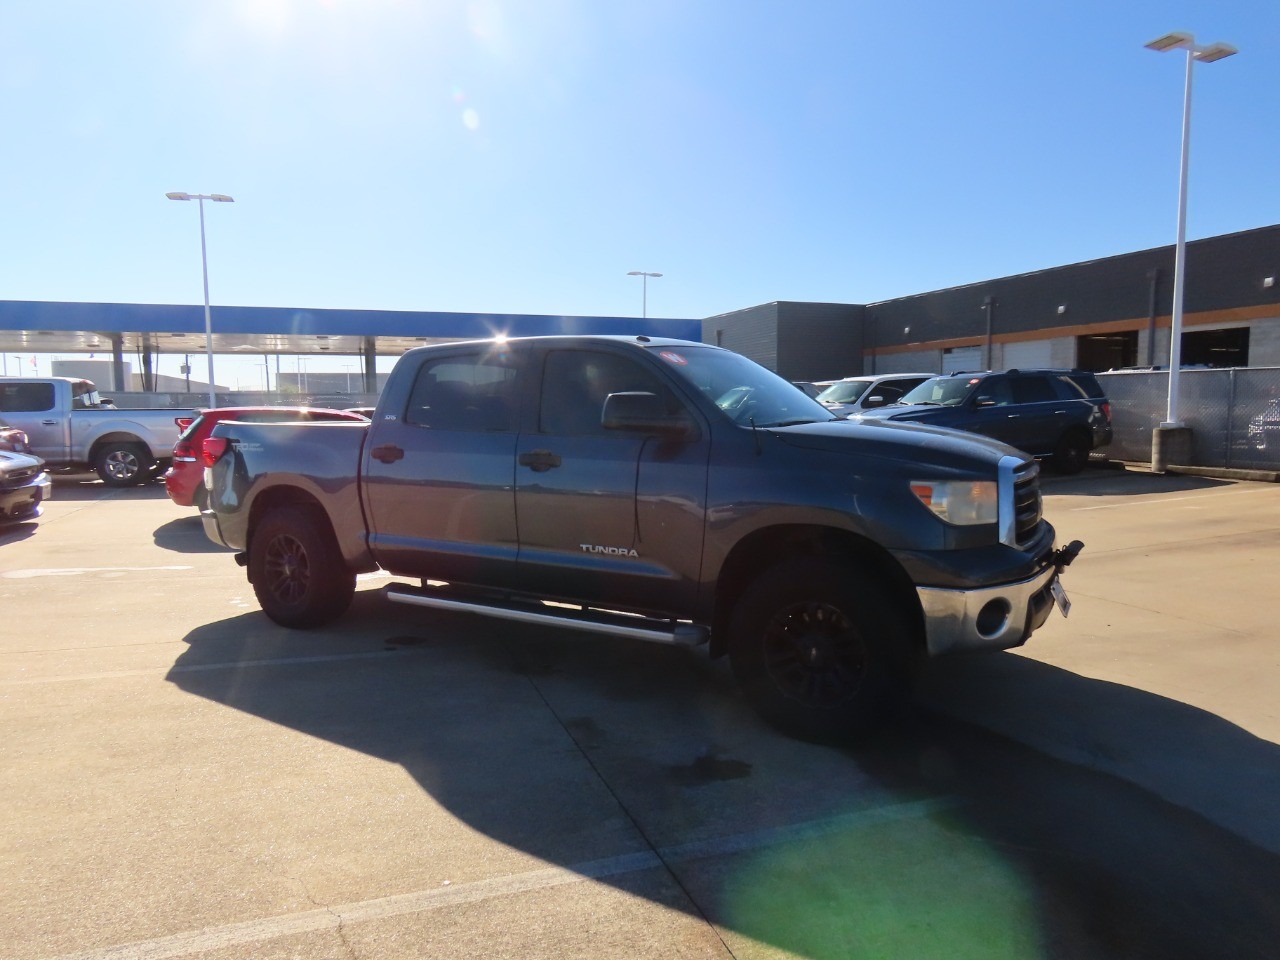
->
[1144, 32, 1236, 431]
[626, 271, 663, 318]
[166, 191, 235, 407]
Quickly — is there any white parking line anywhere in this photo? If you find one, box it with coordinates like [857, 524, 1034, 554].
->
[45, 796, 956, 960]
[1, 565, 193, 579]
[1068, 487, 1277, 511]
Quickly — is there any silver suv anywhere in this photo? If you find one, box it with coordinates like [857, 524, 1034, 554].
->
[815, 373, 934, 418]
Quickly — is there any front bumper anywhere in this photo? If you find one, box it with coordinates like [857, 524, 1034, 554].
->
[916, 541, 1081, 656]
[0, 472, 51, 524]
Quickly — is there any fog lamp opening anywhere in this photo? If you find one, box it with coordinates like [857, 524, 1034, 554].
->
[976, 598, 1013, 638]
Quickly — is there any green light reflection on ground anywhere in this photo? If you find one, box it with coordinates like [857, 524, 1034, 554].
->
[718, 814, 1042, 960]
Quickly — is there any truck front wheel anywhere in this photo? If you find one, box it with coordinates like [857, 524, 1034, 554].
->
[94, 442, 154, 487]
[729, 558, 912, 741]
[248, 505, 356, 628]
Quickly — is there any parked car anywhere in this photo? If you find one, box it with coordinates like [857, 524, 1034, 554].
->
[0, 449, 51, 525]
[856, 369, 1113, 473]
[165, 407, 370, 510]
[1247, 398, 1280, 451]
[0, 416, 34, 455]
[815, 373, 934, 418]
[0, 377, 192, 486]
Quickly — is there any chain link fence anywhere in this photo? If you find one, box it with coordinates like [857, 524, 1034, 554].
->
[1097, 367, 1280, 470]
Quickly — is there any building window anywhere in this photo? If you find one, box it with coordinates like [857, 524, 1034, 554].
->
[1182, 327, 1249, 368]
[1076, 332, 1137, 372]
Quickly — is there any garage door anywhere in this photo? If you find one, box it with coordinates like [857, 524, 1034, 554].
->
[942, 346, 984, 374]
[1003, 340, 1053, 370]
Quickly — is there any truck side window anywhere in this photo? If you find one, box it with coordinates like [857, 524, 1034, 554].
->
[0, 382, 55, 413]
[405, 356, 517, 432]
[540, 351, 678, 436]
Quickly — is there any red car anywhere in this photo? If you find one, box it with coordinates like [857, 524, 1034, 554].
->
[165, 407, 369, 509]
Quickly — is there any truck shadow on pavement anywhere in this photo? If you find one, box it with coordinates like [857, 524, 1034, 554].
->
[49, 476, 172, 501]
[167, 597, 1280, 959]
[152, 514, 236, 553]
[0, 519, 39, 545]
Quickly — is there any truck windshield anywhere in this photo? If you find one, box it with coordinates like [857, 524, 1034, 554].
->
[815, 380, 871, 404]
[651, 345, 836, 427]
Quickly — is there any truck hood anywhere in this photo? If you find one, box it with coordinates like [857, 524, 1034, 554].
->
[769, 417, 1022, 470]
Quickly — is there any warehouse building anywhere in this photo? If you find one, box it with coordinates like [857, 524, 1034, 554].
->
[704, 223, 1280, 381]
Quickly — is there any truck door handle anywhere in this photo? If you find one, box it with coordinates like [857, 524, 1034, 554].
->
[41, 419, 59, 425]
[519, 449, 562, 472]
[370, 444, 405, 464]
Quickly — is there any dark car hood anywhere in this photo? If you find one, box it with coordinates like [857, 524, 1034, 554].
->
[769, 417, 1022, 470]
[852, 403, 940, 422]
[0, 449, 45, 474]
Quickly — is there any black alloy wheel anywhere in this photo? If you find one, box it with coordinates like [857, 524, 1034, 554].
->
[729, 558, 913, 741]
[248, 505, 356, 628]
[760, 600, 869, 708]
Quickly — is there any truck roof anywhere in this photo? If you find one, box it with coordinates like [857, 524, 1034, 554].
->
[401, 334, 710, 356]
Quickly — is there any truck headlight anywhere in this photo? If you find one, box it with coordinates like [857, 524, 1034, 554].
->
[910, 480, 998, 526]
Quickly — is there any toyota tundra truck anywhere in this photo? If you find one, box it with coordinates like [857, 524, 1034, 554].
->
[199, 336, 1082, 739]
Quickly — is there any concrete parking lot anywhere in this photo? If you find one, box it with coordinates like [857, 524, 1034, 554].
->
[2, 469, 1279, 959]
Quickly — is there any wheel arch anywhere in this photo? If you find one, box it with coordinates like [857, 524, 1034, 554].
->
[710, 523, 925, 659]
[245, 486, 331, 581]
[243, 481, 378, 576]
[88, 431, 150, 460]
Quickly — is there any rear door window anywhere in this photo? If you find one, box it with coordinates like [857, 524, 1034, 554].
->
[405, 355, 518, 432]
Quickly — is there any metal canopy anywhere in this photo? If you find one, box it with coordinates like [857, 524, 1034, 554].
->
[0, 300, 702, 358]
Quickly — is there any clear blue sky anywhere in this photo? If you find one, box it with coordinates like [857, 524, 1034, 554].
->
[1, 1, 1276, 380]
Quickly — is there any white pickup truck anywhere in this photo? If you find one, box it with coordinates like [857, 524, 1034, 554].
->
[0, 377, 194, 486]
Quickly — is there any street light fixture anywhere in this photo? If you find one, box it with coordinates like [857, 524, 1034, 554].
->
[1144, 33, 1236, 432]
[626, 271, 663, 318]
[166, 191, 235, 407]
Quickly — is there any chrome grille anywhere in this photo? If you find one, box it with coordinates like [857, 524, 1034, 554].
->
[1012, 460, 1043, 548]
[0, 466, 39, 489]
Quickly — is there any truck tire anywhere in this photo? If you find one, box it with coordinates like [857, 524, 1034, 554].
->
[94, 442, 155, 487]
[248, 505, 356, 628]
[729, 558, 912, 741]
[1052, 430, 1091, 475]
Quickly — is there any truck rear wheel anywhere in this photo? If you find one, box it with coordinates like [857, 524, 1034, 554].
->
[94, 442, 154, 487]
[729, 558, 912, 741]
[248, 505, 356, 628]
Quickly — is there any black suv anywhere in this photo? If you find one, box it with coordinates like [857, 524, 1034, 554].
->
[857, 369, 1113, 473]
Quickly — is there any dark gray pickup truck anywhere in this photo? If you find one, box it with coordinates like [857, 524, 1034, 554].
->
[200, 336, 1082, 739]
